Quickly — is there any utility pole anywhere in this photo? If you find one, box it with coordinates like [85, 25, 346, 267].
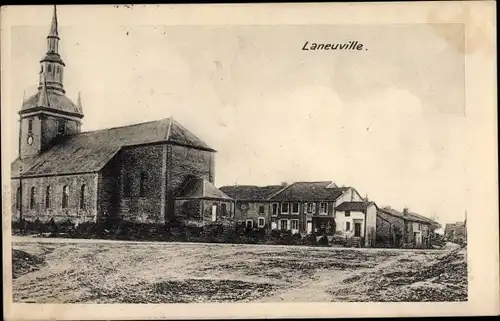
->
[19, 165, 23, 234]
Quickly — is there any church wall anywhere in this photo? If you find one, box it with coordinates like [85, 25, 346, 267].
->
[118, 145, 165, 223]
[11, 173, 98, 224]
[97, 153, 121, 224]
[166, 145, 214, 221]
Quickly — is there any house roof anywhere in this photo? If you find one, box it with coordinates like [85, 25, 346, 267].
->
[269, 181, 350, 201]
[335, 201, 375, 212]
[407, 211, 440, 227]
[378, 207, 407, 219]
[176, 178, 232, 200]
[11, 117, 215, 178]
[379, 206, 439, 226]
[219, 185, 285, 201]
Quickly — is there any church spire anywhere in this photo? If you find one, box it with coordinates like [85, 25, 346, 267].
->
[39, 5, 65, 94]
[49, 5, 59, 39]
[77, 91, 83, 112]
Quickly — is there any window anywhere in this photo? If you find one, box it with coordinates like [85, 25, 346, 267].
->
[271, 203, 279, 216]
[62, 185, 69, 208]
[28, 119, 33, 132]
[57, 120, 65, 135]
[221, 203, 227, 216]
[139, 172, 148, 197]
[211, 204, 218, 222]
[291, 203, 300, 214]
[45, 186, 51, 209]
[80, 185, 86, 209]
[346, 222, 351, 231]
[16, 187, 21, 210]
[320, 202, 328, 215]
[246, 220, 253, 229]
[306, 202, 316, 214]
[291, 219, 299, 231]
[345, 210, 351, 217]
[281, 202, 289, 214]
[123, 174, 131, 197]
[48, 64, 52, 72]
[258, 205, 265, 214]
[29, 187, 36, 209]
[280, 219, 289, 231]
[258, 217, 265, 228]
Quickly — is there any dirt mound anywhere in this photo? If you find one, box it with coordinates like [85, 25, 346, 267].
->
[12, 249, 45, 279]
[329, 249, 468, 302]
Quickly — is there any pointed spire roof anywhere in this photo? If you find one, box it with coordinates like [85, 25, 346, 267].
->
[48, 5, 59, 38]
[77, 91, 83, 112]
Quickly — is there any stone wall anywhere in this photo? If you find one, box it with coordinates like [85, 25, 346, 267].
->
[97, 153, 121, 223]
[118, 145, 165, 223]
[11, 173, 97, 223]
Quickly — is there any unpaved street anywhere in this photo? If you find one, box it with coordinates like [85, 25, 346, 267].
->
[11, 236, 467, 303]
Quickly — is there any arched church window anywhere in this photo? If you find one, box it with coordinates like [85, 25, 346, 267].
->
[139, 172, 148, 197]
[80, 185, 87, 209]
[29, 187, 36, 210]
[48, 65, 52, 73]
[62, 185, 69, 209]
[28, 119, 33, 132]
[45, 186, 51, 209]
[16, 187, 21, 210]
[123, 174, 131, 198]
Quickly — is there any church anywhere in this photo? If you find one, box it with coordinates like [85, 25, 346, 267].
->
[11, 6, 233, 226]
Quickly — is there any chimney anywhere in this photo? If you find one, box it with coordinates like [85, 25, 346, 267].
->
[403, 208, 409, 216]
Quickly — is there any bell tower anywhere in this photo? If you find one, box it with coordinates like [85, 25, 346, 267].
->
[18, 5, 84, 160]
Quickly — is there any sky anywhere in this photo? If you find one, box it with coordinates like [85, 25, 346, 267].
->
[7, 6, 467, 226]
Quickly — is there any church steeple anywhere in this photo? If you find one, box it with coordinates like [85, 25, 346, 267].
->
[38, 5, 65, 94]
[49, 5, 59, 39]
[18, 6, 83, 160]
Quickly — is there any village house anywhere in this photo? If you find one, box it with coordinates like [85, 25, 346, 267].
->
[218, 185, 286, 229]
[376, 207, 440, 248]
[444, 221, 467, 245]
[267, 181, 364, 235]
[11, 7, 231, 226]
[334, 201, 378, 247]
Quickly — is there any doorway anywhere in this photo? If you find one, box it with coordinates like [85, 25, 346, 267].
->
[307, 221, 312, 234]
[354, 222, 362, 237]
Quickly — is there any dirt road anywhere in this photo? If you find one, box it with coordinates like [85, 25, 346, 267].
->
[10, 236, 467, 303]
